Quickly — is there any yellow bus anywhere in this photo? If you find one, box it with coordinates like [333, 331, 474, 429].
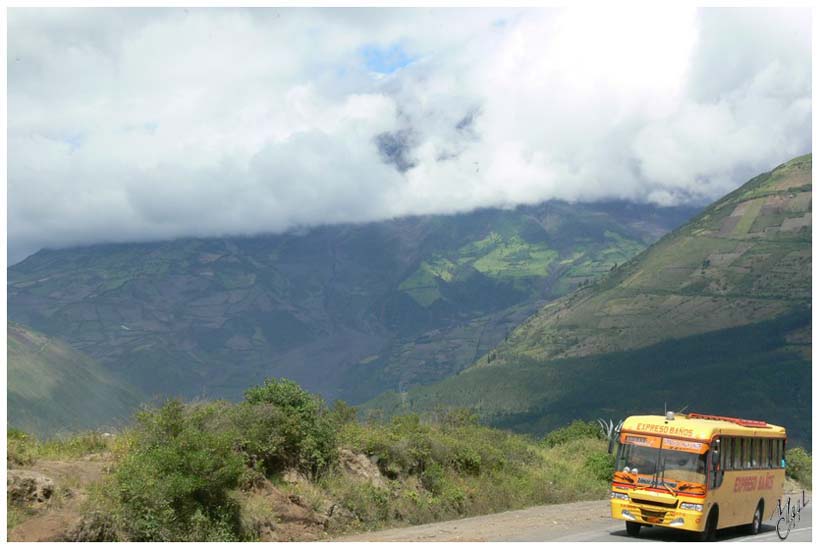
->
[610, 412, 786, 541]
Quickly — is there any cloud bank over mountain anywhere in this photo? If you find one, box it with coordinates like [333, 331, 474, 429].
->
[8, 7, 811, 262]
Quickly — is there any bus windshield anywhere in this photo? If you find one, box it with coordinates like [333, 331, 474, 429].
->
[616, 442, 707, 486]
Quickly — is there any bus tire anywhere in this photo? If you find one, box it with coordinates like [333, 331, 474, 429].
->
[745, 501, 763, 535]
[697, 508, 718, 542]
[625, 521, 641, 537]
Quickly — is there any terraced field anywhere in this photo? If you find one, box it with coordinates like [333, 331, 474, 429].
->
[485, 154, 811, 362]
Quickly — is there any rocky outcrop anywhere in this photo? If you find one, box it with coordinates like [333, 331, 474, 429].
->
[7, 470, 55, 507]
[64, 511, 118, 542]
[282, 468, 310, 485]
[337, 449, 386, 489]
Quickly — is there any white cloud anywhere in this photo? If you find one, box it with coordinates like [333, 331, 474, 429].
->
[8, 7, 811, 262]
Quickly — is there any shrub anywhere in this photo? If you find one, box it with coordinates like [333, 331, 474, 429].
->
[329, 479, 390, 525]
[7, 428, 34, 466]
[436, 407, 479, 428]
[329, 400, 359, 425]
[239, 378, 337, 478]
[420, 462, 447, 495]
[110, 400, 245, 541]
[542, 420, 602, 448]
[583, 451, 615, 482]
[452, 446, 482, 475]
[786, 447, 811, 488]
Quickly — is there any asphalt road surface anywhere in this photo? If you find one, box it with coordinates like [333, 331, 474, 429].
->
[338, 492, 811, 542]
[540, 497, 812, 542]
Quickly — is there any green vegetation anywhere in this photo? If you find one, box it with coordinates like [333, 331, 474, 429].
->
[488, 155, 811, 363]
[398, 229, 646, 308]
[365, 310, 812, 447]
[7, 427, 114, 467]
[9, 379, 617, 541]
[785, 447, 812, 489]
[108, 401, 245, 541]
[239, 378, 337, 478]
[326, 416, 612, 528]
[364, 155, 812, 451]
[7, 323, 144, 438]
[9, 199, 690, 427]
[398, 258, 457, 307]
[542, 420, 602, 448]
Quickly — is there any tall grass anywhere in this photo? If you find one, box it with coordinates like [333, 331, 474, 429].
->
[7, 428, 114, 466]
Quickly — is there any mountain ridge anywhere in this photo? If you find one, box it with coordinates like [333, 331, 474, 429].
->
[8, 199, 695, 430]
[364, 154, 812, 446]
[473, 153, 811, 365]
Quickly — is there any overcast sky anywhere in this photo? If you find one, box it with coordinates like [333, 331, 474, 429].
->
[8, 7, 811, 263]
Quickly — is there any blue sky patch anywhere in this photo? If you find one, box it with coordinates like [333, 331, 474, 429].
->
[361, 42, 415, 74]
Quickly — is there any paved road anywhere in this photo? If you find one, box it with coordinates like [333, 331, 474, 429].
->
[533, 496, 811, 542]
[338, 492, 811, 542]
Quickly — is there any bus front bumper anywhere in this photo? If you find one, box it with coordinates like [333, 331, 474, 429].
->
[610, 498, 705, 532]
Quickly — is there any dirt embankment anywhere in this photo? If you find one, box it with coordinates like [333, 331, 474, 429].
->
[8, 457, 111, 542]
[6, 448, 382, 542]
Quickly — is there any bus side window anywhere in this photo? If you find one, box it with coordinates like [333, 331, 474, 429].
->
[765, 439, 773, 469]
[752, 438, 763, 469]
[721, 437, 731, 471]
[740, 438, 746, 469]
[750, 439, 756, 468]
[733, 438, 742, 470]
[736, 438, 742, 470]
[772, 439, 777, 469]
[745, 438, 752, 469]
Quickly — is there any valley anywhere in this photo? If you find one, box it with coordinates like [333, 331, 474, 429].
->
[8, 200, 694, 435]
[364, 155, 813, 446]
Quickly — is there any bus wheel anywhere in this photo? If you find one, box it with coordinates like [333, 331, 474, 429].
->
[625, 521, 641, 537]
[745, 502, 763, 535]
[696, 508, 718, 542]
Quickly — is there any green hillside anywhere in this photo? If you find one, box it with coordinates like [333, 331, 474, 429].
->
[365, 155, 812, 447]
[7, 323, 144, 437]
[482, 154, 811, 363]
[366, 310, 811, 446]
[8, 200, 693, 411]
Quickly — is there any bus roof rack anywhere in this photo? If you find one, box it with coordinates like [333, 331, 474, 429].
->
[687, 412, 770, 428]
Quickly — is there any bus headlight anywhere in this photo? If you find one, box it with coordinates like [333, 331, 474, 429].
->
[680, 502, 703, 512]
[611, 492, 629, 501]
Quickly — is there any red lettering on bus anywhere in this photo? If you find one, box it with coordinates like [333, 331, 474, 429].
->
[757, 474, 774, 491]
[734, 476, 757, 492]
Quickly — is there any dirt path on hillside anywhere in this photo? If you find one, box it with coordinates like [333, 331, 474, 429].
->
[335, 499, 612, 542]
[8, 458, 111, 542]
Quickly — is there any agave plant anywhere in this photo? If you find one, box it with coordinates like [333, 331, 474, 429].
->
[597, 418, 625, 454]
